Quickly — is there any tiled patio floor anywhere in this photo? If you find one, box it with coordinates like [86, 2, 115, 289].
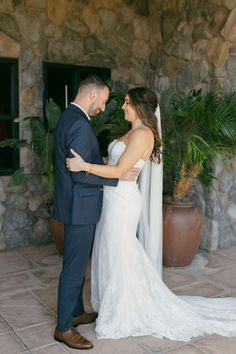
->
[1, 244, 236, 354]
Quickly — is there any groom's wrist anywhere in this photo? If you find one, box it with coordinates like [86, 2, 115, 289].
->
[86, 163, 93, 173]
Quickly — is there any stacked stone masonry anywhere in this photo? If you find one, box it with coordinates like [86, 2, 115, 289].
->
[0, 0, 235, 250]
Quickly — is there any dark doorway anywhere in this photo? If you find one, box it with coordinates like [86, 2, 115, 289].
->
[43, 62, 111, 112]
[0, 58, 19, 175]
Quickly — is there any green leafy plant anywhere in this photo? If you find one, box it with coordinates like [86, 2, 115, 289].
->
[0, 99, 61, 195]
[92, 91, 130, 156]
[163, 80, 236, 201]
[0, 90, 128, 195]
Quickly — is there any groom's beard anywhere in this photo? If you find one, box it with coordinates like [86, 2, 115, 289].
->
[89, 102, 101, 117]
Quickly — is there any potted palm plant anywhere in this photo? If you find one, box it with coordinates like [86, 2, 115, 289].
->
[162, 80, 236, 267]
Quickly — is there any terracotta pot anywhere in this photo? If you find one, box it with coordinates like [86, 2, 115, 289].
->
[163, 198, 203, 267]
[50, 219, 64, 255]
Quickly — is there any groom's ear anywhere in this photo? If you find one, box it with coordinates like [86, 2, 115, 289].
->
[90, 89, 97, 102]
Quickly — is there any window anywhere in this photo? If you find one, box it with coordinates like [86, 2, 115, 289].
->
[0, 58, 19, 175]
[43, 62, 111, 112]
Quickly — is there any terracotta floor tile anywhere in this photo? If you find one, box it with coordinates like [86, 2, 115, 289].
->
[203, 251, 236, 269]
[0, 251, 32, 275]
[32, 266, 60, 288]
[31, 343, 68, 353]
[213, 246, 236, 260]
[32, 286, 93, 319]
[32, 287, 58, 313]
[2, 245, 236, 353]
[163, 268, 201, 290]
[195, 334, 236, 354]
[75, 322, 96, 336]
[0, 272, 44, 296]
[221, 288, 236, 297]
[202, 264, 236, 290]
[162, 344, 206, 353]
[34, 253, 62, 268]
[18, 244, 59, 263]
[16, 320, 56, 350]
[173, 280, 226, 297]
[0, 291, 55, 330]
[134, 335, 182, 353]
[0, 332, 28, 354]
[65, 332, 148, 354]
[0, 318, 10, 335]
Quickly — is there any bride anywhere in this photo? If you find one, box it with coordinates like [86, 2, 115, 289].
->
[66, 87, 236, 341]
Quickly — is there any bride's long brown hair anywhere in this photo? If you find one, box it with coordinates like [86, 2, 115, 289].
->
[127, 87, 162, 163]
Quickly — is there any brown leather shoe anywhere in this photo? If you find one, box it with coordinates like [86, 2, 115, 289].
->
[73, 312, 98, 326]
[54, 328, 93, 350]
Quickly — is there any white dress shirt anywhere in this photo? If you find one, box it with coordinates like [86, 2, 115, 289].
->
[71, 102, 90, 121]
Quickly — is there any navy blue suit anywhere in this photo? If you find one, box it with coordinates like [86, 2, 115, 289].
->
[53, 103, 118, 331]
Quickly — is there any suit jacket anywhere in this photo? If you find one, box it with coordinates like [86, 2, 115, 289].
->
[52, 103, 118, 225]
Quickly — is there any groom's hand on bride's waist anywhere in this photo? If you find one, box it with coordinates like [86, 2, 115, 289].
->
[120, 167, 140, 181]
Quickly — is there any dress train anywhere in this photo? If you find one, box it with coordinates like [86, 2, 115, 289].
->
[91, 140, 236, 341]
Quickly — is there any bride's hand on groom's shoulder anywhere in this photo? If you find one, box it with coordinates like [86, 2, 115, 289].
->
[66, 149, 85, 172]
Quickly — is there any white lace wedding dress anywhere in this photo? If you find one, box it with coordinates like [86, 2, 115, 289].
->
[91, 140, 236, 341]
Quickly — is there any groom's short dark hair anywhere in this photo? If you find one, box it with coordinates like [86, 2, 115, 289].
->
[78, 74, 110, 93]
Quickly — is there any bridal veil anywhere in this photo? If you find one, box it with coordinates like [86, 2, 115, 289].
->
[138, 105, 163, 276]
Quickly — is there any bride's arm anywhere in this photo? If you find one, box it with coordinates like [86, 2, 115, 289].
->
[67, 129, 153, 178]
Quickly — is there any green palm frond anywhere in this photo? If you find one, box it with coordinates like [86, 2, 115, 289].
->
[0, 99, 60, 194]
[0, 139, 28, 148]
[30, 118, 54, 173]
[46, 98, 61, 131]
[163, 78, 236, 200]
[184, 135, 211, 167]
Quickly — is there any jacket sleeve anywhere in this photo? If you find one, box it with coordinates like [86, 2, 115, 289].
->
[65, 120, 118, 187]
[71, 170, 118, 187]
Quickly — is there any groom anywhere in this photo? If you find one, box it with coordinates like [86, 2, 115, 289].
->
[53, 75, 137, 350]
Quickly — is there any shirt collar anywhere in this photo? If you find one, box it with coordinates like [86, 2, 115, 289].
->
[71, 102, 90, 121]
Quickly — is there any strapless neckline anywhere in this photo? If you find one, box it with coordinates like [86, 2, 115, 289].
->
[112, 139, 147, 163]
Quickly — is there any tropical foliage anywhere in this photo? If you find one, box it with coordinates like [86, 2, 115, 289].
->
[92, 91, 130, 156]
[0, 99, 61, 195]
[163, 80, 236, 201]
[0, 92, 128, 193]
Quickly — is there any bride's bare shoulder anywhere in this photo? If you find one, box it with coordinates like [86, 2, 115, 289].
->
[130, 126, 153, 140]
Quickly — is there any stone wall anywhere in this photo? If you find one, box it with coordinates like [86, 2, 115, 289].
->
[194, 158, 236, 252]
[0, 0, 236, 250]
